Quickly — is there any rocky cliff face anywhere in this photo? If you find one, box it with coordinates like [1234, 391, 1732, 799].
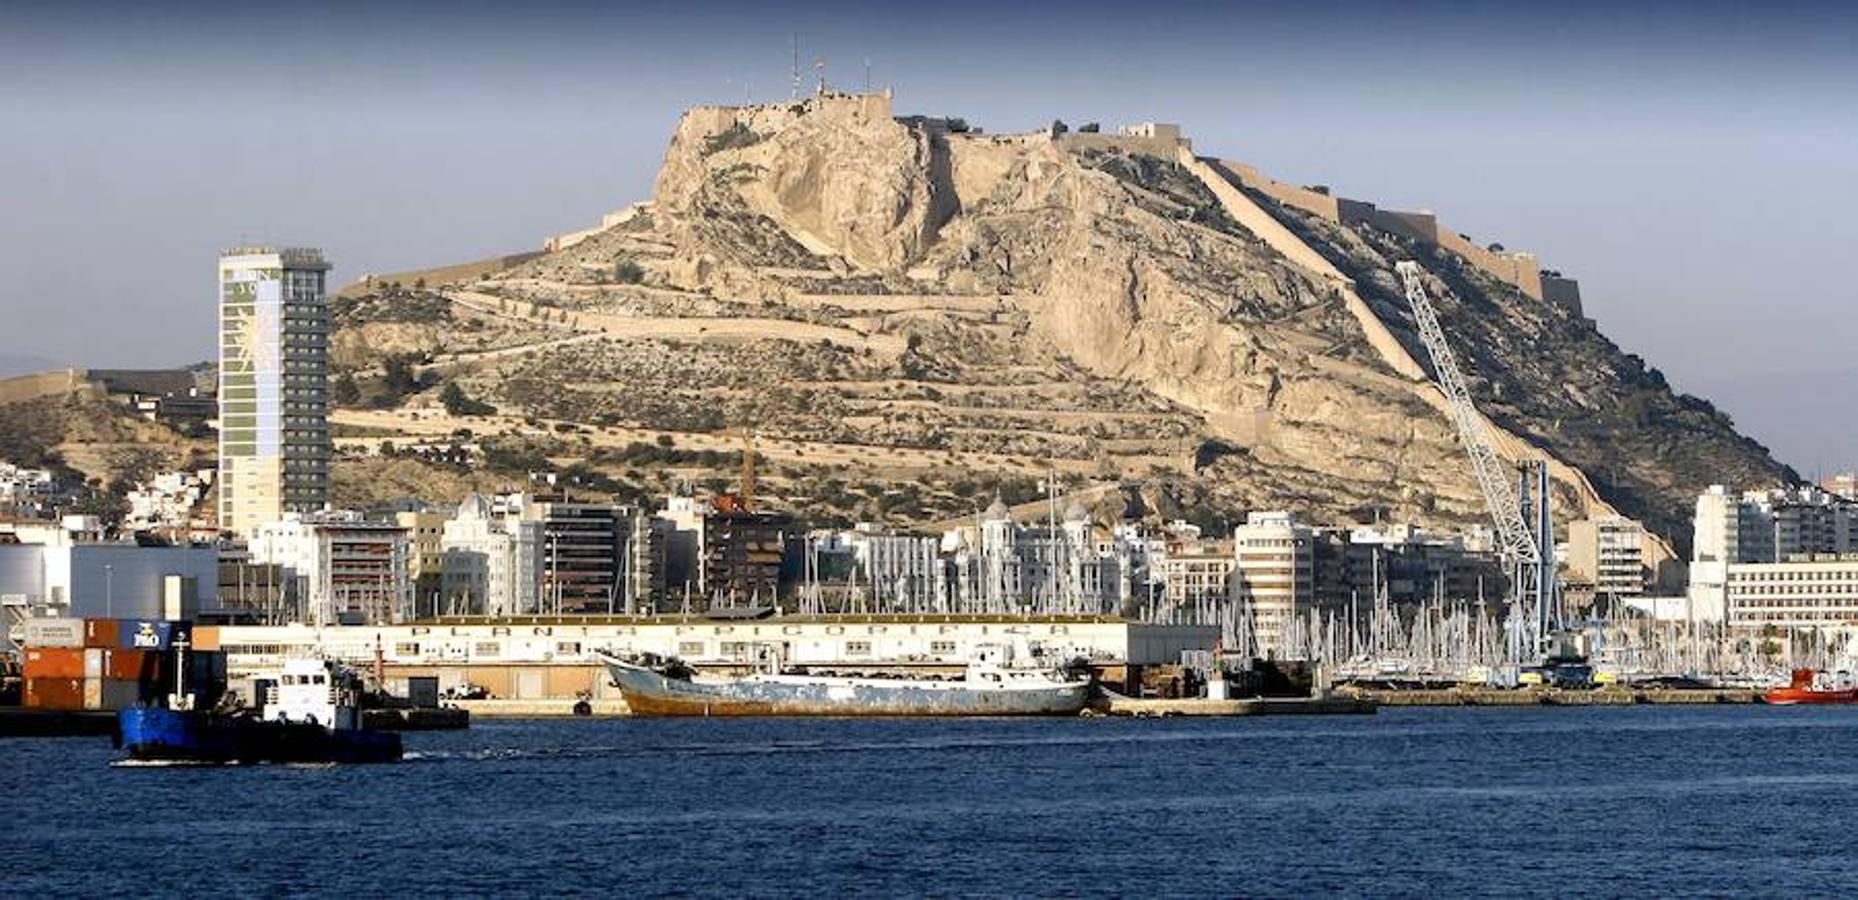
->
[333, 95, 1794, 543]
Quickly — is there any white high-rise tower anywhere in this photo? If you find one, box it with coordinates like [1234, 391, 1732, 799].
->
[217, 247, 332, 539]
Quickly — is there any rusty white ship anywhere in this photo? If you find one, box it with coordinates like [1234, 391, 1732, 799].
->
[596, 643, 1091, 717]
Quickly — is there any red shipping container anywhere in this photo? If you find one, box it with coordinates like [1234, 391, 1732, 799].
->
[84, 619, 120, 649]
[106, 649, 167, 683]
[24, 677, 85, 710]
[23, 648, 85, 680]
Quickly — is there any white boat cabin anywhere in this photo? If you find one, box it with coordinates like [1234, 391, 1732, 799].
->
[265, 657, 361, 731]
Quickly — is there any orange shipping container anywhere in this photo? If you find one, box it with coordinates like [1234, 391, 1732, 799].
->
[23, 648, 85, 680]
[192, 626, 220, 652]
[84, 619, 120, 649]
[24, 677, 85, 710]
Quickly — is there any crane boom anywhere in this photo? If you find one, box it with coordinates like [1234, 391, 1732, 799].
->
[1394, 261, 1540, 564]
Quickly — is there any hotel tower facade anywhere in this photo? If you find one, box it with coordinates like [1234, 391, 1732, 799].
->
[217, 247, 332, 538]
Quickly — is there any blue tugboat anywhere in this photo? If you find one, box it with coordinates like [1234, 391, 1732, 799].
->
[117, 655, 401, 765]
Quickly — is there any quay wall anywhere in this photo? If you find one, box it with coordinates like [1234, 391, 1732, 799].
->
[1345, 687, 1759, 706]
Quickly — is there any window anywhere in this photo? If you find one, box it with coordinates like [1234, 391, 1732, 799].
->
[846, 641, 872, 657]
[931, 641, 957, 655]
[394, 642, 420, 656]
[474, 641, 501, 657]
[678, 641, 705, 657]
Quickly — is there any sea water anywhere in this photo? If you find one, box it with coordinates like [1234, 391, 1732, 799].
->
[6, 707, 1856, 897]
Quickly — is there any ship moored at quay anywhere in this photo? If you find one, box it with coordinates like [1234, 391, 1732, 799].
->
[598, 642, 1093, 717]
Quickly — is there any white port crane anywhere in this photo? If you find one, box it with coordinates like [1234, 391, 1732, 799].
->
[1393, 261, 1541, 568]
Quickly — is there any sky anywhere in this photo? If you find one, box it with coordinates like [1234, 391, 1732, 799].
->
[1, 0, 1854, 472]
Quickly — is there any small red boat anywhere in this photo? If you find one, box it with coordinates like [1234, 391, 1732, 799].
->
[1764, 668, 1858, 705]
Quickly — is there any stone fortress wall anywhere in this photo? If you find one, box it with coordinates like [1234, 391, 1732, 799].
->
[1208, 160, 1579, 315]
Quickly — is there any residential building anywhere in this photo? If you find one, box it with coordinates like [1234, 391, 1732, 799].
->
[439, 495, 542, 617]
[701, 506, 791, 607]
[217, 247, 332, 539]
[395, 508, 449, 613]
[249, 511, 410, 625]
[1689, 484, 1858, 622]
[942, 497, 1126, 613]
[125, 470, 216, 538]
[1311, 524, 1506, 610]
[1725, 554, 1858, 632]
[1565, 516, 1648, 599]
[811, 526, 945, 612]
[1154, 546, 1235, 616]
[1233, 512, 1312, 657]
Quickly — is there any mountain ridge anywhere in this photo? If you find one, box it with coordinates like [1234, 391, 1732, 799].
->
[325, 93, 1794, 554]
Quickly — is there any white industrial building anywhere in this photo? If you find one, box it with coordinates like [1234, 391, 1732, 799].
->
[0, 541, 216, 619]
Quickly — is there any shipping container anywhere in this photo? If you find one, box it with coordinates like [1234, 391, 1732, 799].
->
[105, 648, 167, 683]
[83, 677, 103, 711]
[24, 677, 85, 710]
[119, 621, 193, 651]
[23, 618, 83, 649]
[101, 679, 146, 711]
[192, 625, 221, 652]
[83, 619, 121, 649]
[84, 648, 104, 680]
[23, 647, 86, 680]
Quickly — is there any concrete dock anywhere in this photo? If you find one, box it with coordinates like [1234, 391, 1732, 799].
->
[454, 698, 630, 718]
[1338, 687, 1760, 706]
[1094, 693, 1377, 717]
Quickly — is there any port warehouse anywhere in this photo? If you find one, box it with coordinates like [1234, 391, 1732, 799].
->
[209, 616, 1216, 700]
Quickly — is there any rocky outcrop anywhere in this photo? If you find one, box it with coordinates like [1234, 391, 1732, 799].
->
[346, 96, 1792, 542]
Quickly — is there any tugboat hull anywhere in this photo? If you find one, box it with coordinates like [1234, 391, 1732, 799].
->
[117, 708, 402, 764]
[603, 659, 1090, 717]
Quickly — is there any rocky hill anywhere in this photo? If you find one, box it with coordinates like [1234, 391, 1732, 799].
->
[329, 93, 1794, 548]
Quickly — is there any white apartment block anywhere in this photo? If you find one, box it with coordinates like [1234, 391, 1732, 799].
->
[439, 495, 543, 617]
[250, 511, 411, 625]
[1233, 511, 1313, 657]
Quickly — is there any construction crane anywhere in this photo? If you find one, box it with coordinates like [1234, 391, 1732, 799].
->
[1394, 262, 1545, 640]
[738, 426, 758, 512]
[711, 427, 759, 516]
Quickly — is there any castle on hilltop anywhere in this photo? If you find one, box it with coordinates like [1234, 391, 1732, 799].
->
[543, 91, 1580, 315]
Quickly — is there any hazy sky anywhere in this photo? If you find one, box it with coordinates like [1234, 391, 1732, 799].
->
[2, 1, 1854, 472]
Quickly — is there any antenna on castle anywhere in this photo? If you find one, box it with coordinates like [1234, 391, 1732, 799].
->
[791, 34, 800, 100]
[864, 58, 871, 93]
[815, 56, 826, 95]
